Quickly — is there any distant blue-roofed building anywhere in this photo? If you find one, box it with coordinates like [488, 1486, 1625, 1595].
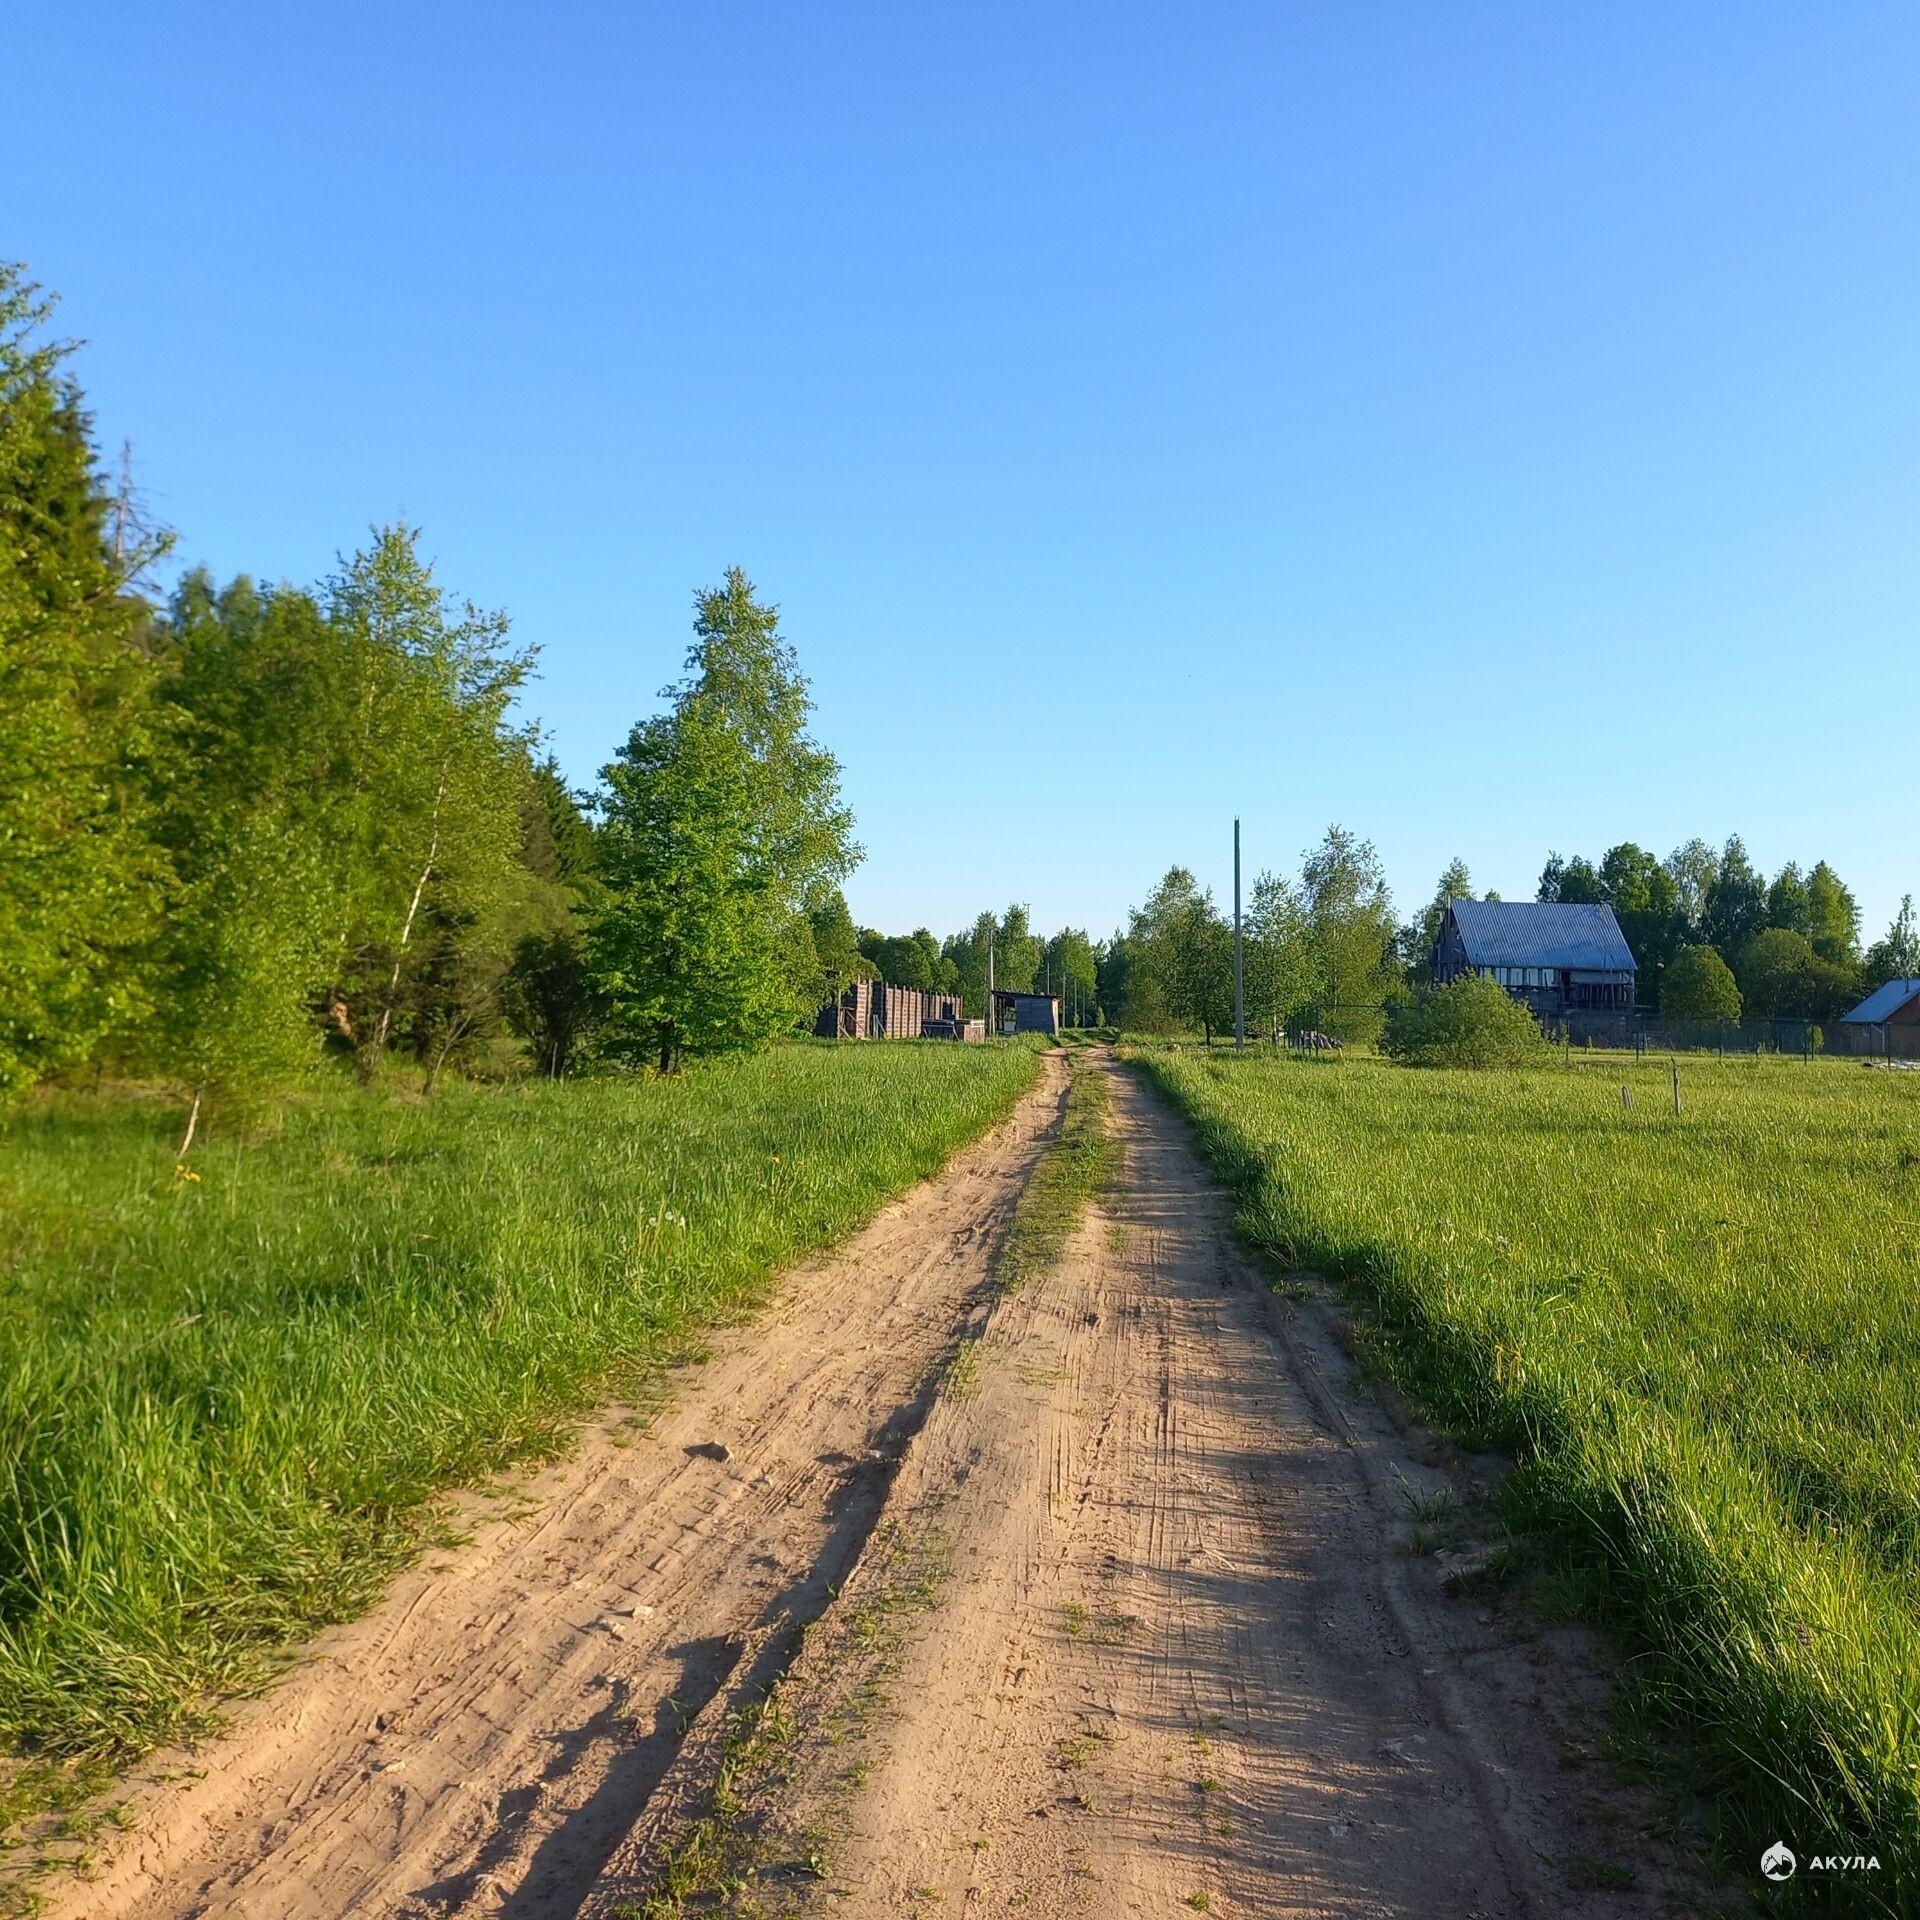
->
[1432, 899, 1638, 1017]
[1834, 978, 1920, 1058]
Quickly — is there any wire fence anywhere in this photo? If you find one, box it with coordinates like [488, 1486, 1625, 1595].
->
[1243, 1004, 1916, 1061]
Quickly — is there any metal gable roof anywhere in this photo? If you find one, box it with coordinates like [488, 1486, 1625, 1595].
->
[1446, 900, 1637, 972]
[1840, 978, 1920, 1024]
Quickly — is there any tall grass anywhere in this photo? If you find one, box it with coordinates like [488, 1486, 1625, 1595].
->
[1135, 1047, 1920, 1891]
[0, 1042, 1038, 1789]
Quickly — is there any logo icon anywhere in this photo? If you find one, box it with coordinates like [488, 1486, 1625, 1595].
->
[1761, 1841, 1796, 1882]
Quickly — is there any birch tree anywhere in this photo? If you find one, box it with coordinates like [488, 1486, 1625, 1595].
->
[590, 569, 857, 1072]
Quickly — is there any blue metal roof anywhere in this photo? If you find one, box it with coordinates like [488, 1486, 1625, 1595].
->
[1446, 900, 1637, 972]
[1840, 978, 1920, 1024]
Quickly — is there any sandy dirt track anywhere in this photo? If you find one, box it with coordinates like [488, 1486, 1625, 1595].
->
[588, 1053, 1702, 1919]
[42, 1058, 1069, 1920]
[47, 1047, 1703, 1919]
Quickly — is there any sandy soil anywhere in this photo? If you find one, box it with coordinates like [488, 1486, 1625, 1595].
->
[586, 1052, 1706, 1919]
[46, 1047, 1708, 1920]
[39, 1055, 1069, 1920]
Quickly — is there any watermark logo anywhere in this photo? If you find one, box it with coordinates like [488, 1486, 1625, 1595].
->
[1759, 1840, 1881, 1882]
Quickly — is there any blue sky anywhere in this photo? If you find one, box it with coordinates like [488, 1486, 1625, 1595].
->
[17, 3, 1918, 944]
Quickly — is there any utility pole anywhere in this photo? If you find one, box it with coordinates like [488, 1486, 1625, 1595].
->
[987, 926, 995, 1036]
[1233, 816, 1245, 1052]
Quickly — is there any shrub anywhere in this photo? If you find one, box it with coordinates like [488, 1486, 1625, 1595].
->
[1380, 974, 1544, 1068]
[1662, 944, 1741, 1022]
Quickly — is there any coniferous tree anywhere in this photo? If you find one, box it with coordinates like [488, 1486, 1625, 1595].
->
[0, 265, 166, 1099]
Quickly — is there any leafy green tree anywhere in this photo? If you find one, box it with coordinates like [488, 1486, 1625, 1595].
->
[1593, 841, 1682, 990]
[940, 913, 995, 1016]
[150, 575, 348, 1130]
[859, 928, 932, 989]
[1863, 896, 1918, 990]
[1043, 928, 1099, 1024]
[1804, 861, 1860, 964]
[1734, 928, 1858, 1024]
[589, 569, 857, 1072]
[1382, 974, 1544, 1068]
[1735, 929, 1815, 1021]
[1401, 857, 1471, 976]
[1537, 852, 1602, 904]
[504, 928, 602, 1076]
[1703, 836, 1767, 958]
[322, 525, 534, 1072]
[1765, 863, 1812, 939]
[1132, 867, 1232, 1041]
[1245, 869, 1316, 1038]
[1661, 944, 1742, 1022]
[1097, 930, 1162, 1032]
[1665, 839, 1718, 939]
[994, 904, 1044, 997]
[941, 906, 1042, 1017]
[805, 888, 872, 1005]
[0, 264, 168, 1100]
[1300, 826, 1398, 1040]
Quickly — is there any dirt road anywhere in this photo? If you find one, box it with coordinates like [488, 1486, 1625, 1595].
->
[50, 1049, 1696, 1919]
[42, 1058, 1068, 1920]
[583, 1052, 1697, 1918]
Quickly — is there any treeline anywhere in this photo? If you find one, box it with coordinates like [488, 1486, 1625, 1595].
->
[1097, 827, 1400, 1041]
[1, 264, 859, 1128]
[839, 908, 1102, 1023]
[1531, 837, 1915, 1023]
[1086, 830, 1917, 1041]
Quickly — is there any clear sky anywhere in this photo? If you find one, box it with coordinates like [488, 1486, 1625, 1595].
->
[16, 3, 1918, 945]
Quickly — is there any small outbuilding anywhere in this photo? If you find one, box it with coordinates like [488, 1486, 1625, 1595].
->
[992, 990, 1061, 1036]
[815, 980, 974, 1040]
[1432, 900, 1638, 1017]
[1834, 978, 1920, 1059]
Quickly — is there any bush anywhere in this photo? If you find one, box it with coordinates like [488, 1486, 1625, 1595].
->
[1662, 943, 1741, 1022]
[1380, 974, 1544, 1068]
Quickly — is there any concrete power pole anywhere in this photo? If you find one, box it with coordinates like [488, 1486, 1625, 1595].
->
[1233, 817, 1245, 1052]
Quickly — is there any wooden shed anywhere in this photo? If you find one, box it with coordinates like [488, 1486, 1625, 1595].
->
[991, 990, 1061, 1036]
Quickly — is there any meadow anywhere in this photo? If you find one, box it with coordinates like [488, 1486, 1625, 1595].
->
[0, 1042, 1038, 1809]
[1133, 1045, 1920, 1874]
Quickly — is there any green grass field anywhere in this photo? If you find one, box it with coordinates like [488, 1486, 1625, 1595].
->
[0, 1041, 1038, 1816]
[1132, 1045, 1920, 1878]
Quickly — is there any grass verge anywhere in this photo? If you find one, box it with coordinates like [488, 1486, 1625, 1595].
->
[0, 1040, 1040, 1860]
[1129, 1045, 1920, 1904]
[994, 1057, 1121, 1294]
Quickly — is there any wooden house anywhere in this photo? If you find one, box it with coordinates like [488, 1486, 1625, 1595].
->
[1431, 900, 1637, 1017]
